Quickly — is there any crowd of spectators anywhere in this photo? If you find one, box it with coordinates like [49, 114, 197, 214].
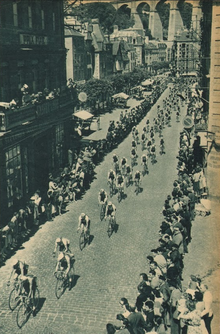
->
[106, 78, 213, 334]
[0, 79, 167, 265]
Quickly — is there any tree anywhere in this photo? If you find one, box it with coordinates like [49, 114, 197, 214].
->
[68, 2, 133, 34]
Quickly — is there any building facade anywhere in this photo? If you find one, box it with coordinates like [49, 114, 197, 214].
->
[0, 0, 76, 225]
[172, 30, 200, 75]
[0, 0, 66, 102]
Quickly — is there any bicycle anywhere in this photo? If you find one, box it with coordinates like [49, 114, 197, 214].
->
[134, 180, 141, 195]
[16, 285, 40, 328]
[9, 280, 20, 311]
[117, 186, 123, 203]
[125, 173, 132, 187]
[54, 270, 68, 299]
[78, 228, 90, 251]
[108, 180, 115, 197]
[142, 163, 148, 176]
[99, 202, 106, 221]
[106, 215, 116, 237]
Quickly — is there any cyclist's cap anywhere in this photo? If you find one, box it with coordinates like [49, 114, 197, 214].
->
[81, 213, 86, 218]
[100, 189, 104, 192]
[108, 202, 112, 206]
[56, 237, 61, 243]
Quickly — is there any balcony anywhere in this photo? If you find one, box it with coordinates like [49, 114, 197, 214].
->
[0, 91, 74, 132]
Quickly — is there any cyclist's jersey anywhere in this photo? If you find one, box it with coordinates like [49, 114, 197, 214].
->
[117, 176, 124, 185]
[126, 166, 131, 173]
[80, 217, 89, 226]
[99, 192, 107, 202]
[121, 158, 127, 166]
[108, 172, 115, 180]
[135, 172, 141, 180]
[142, 156, 147, 163]
[131, 149, 136, 156]
[106, 205, 116, 216]
[113, 156, 118, 163]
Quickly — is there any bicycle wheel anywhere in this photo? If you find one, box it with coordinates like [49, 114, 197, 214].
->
[107, 220, 113, 238]
[100, 204, 105, 221]
[16, 303, 29, 328]
[79, 232, 85, 251]
[55, 278, 65, 299]
[9, 288, 19, 311]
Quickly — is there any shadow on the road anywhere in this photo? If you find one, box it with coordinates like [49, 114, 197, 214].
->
[71, 275, 80, 289]
[89, 234, 94, 245]
[139, 187, 143, 194]
[115, 223, 119, 233]
[36, 297, 46, 315]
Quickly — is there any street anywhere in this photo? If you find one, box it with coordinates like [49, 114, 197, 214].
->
[0, 86, 218, 334]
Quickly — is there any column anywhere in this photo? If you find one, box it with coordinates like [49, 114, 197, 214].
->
[167, 0, 184, 41]
[191, 0, 202, 36]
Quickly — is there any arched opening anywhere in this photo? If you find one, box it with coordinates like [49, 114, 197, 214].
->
[177, 0, 193, 30]
[136, 2, 151, 38]
[156, 0, 170, 40]
[115, 4, 133, 30]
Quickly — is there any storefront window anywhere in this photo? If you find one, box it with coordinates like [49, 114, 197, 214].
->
[5, 145, 22, 208]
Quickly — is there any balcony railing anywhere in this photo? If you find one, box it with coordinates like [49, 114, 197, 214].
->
[0, 92, 74, 132]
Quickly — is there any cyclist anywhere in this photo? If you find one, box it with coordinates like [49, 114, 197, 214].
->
[130, 148, 137, 167]
[98, 189, 108, 206]
[125, 164, 133, 186]
[134, 170, 141, 190]
[7, 259, 29, 294]
[141, 154, 148, 175]
[105, 201, 116, 223]
[54, 252, 74, 289]
[141, 133, 146, 151]
[116, 172, 125, 195]
[112, 154, 120, 174]
[121, 157, 127, 176]
[77, 213, 90, 238]
[160, 138, 165, 155]
[19, 274, 37, 310]
[53, 237, 71, 256]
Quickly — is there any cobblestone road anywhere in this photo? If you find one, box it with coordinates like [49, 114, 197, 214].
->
[0, 87, 219, 334]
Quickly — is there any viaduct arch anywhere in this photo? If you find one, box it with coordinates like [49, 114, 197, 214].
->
[77, 0, 202, 41]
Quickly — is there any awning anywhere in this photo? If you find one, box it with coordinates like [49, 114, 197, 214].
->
[141, 79, 154, 86]
[112, 92, 129, 100]
[73, 110, 94, 120]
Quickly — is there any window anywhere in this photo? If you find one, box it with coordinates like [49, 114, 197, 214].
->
[5, 145, 22, 208]
[13, 3, 18, 27]
[41, 9, 45, 30]
[28, 6, 32, 28]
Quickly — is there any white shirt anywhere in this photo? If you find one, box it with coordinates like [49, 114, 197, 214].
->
[201, 290, 213, 317]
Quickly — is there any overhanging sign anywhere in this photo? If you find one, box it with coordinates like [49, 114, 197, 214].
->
[183, 116, 194, 129]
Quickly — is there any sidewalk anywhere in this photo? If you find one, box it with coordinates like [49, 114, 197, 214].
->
[83, 98, 142, 141]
